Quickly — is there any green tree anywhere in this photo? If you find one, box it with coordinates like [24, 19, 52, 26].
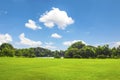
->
[96, 45, 111, 58]
[0, 43, 15, 57]
[0, 49, 3, 57]
[68, 41, 86, 49]
[34, 47, 51, 57]
[1, 48, 14, 57]
[59, 50, 65, 57]
[65, 48, 79, 58]
[28, 48, 36, 57]
[79, 46, 96, 58]
[15, 49, 22, 57]
[53, 50, 61, 58]
[116, 46, 120, 58]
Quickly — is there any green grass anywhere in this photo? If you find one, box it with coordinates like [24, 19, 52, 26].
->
[0, 58, 120, 80]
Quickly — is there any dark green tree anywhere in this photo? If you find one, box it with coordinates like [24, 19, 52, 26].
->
[15, 49, 22, 57]
[79, 46, 96, 58]
[0, 43, 15, 57]
[68, 41, 86, 49]
[53, 50, 61, 58]
[65, 48, 79, 58]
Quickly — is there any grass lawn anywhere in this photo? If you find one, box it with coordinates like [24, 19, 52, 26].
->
[0, 58, 120, 80]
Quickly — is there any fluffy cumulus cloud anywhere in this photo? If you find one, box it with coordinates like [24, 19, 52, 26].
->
[94, 41, 120, 48]
[63, 40, 86, 46]
[19, 33, 42, 47]
[114, 42, 120, 47]
[106, 41, 120, 48]
[0, 33, 12, 45]
[25, 19, 42, 30]
[51, 33, 62, 39]
[39, 7, 74, 30]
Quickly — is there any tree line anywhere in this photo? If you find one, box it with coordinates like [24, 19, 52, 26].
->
[0, 42, 120, 58]
[0, 43, 64, 58]
[65, 42, 120, 58]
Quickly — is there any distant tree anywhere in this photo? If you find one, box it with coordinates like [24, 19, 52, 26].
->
[95, 45, 111, 58]
[0, 43, 14, 49]
[1, 48, 14, 57]
[1, 42, 120, 59]
[116, 46, 120, 58]
[79, 46, 96, 58]
[21, 49, 29, 57]
[111, 47, 117, 58]
[68, 41, 86, 49]
[34, 47, 51, 57]
[0, 46, 3, 56]
[15, 49, 22, 57]
[65, 48, 79, 58]
[53, 50, 61, 58]
[28, 48, 36, 57]
[59, 50, 65, 57]
[102, 45, 111, 57]
[0, 43, 15, 57]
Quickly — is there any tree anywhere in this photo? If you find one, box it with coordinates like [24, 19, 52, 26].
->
[95, 45, 111, 58]
[1, 48, 14, 57]
[59, 50, 65, 57]
[116, 46, 120, 58]
[0, 43, 15, 57]
[0, 48, 3, 57]
[0, 42, 120, 58]
[0, 43, 14, 49]
[28, 48, 36, 57]
[34, 47, 52, 57]
[53, 50, 61, 58]
[102, 45, 111, 57]
[68, 41, 86, 49]
[15, 49, 22, 57]
[79, 46, 96, 58]
[65, 48, 79, 58]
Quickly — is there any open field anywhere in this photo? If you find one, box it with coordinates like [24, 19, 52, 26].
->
[0, 58, 120, 80]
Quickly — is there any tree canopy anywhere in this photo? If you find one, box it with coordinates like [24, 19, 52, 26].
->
[0, 42, 120, 58]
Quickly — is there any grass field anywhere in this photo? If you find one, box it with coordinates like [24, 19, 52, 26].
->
[0, 58, 120, 80]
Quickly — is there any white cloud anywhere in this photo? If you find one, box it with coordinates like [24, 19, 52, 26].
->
[94, 41, 120, 48]
[45, 42, 54, 45]
[0, 33, 12, 45]
[114, 42, 120, 47]
[63, 40, 86, 46]
[106, 41, 120, 48]
[25, 19, 42, 30]
[44, 42, 56, 50]
[51, 33, 62, 39]
[45, 45, 56, 49]
[19, 33, 42, 47]
[39, 7, 74, 30]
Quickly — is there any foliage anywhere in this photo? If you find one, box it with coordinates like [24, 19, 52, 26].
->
[65, 48, 79, 58]
[68, 41, 85, 49]
[65, 41, 120, 58]
[0, 43, 15, 57]
[0, 42, 120, 58]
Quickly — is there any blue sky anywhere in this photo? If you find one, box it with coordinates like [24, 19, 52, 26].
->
[0, 0, 120, 50]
